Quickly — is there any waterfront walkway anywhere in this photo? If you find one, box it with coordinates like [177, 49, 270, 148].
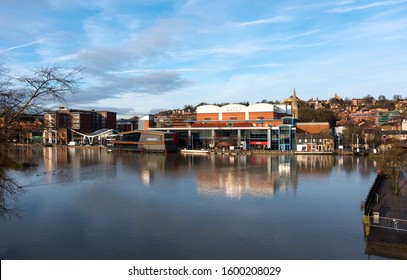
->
[364, 170, 407, 259]
[373, 172, 407, 220]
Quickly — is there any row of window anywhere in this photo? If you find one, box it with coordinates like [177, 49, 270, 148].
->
[298, 138, 324, 143]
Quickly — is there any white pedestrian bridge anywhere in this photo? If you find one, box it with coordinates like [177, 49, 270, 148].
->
[70, 128, 119, 145]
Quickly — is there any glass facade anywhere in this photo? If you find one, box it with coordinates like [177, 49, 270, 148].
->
[161, 117, 298, 151]
[271, 129, 279, 150]
[376, 111, 401, 126]
[278, 126, 292, 150]
[273, 117, 296, 151]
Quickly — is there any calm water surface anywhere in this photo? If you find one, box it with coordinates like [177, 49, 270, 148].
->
[0, 146, 385, 259]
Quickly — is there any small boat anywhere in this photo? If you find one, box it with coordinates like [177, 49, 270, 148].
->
[180, 149, 209, 154]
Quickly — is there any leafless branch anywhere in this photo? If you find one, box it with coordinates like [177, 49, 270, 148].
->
[0, 63, 83, 219]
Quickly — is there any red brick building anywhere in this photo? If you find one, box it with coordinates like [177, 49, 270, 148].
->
[196, 103, 292, 127]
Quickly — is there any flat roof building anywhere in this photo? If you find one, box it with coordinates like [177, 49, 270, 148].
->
[111, 130, 178, 152]
[196, 103, 292, 125]
[151, 102, 297, 151]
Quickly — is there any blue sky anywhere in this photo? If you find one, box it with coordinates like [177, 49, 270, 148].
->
[1, 0, 407, 117]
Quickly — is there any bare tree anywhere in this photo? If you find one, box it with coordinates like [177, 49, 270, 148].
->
[378, 143, 405, 195]
[1, 64, 82, 128]
[0, 64, 82, 218]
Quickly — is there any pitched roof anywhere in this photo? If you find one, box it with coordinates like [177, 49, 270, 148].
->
[296, 123, 330, 134]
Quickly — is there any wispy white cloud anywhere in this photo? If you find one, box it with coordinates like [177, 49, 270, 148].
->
[248, 63, 285, 68]
[277, 30, 321, 42]
[328, 0, 407, 13]
[108, 68, 199, 75]
[0, 39, 44, 54]
[178, 43, 268, 58]
[233, 16, 291, 27]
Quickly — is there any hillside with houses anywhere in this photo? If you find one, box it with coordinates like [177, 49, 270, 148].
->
[2, 92, 407, 153]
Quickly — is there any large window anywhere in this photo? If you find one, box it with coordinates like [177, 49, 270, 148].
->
[250, 130, 268, 140]
[271, 139, 279, 150]
[123, 132, 141, 141]
[282, 117, 294, 125]
[198, 130, 212, 139]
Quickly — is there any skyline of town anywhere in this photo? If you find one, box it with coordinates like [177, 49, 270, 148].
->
[41, 91, 405, 120]
[56, 92, 407, 119]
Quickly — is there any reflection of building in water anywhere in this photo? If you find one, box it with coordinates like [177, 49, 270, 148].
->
[43, 146, 69, 172]
[140, 168, 154, 186]
[42, 146, 116, 182]
[11, 146, 37, 164]
[119, 153, 169, 187]
[136, 154, 164, 186]
[196, 154, 298, 199]
[197, 169, 276, 199]
[295, 154, 335, 176]
[275, 155, 297, 192]
[278, 162, 290, 174]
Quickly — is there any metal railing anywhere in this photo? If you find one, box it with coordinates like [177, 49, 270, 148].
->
[369, 215, 407, 232]
[364, 173, 383, 216]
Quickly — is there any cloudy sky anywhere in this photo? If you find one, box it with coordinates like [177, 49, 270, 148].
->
[1, 0, 407, 117]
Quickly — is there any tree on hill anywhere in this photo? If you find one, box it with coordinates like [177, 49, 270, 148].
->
[362, 94, 375, 105]
[183, 105, 196, 112]
[378, 95, 387, 101]
[257, 99, 280, 104]
[298, 106, 338, 128]
[393, 94, 403, 101]
[329, 97, 343, 105]
[195, 102, 208, 107]
[376, 97, 395, 110]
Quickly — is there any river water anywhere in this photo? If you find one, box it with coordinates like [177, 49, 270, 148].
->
[0, 146, 385, 259]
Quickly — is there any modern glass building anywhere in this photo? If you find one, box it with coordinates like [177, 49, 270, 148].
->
[151, 117, 298, 151]
[376, 110, 401, 126]
[272, 117, 297, 151]
[148, 104, 304, 151]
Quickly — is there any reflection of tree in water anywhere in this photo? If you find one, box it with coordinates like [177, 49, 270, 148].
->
[295, 155, 335, 175]
[0, 167, 24, 219]
[0, 145, 27, 219]
[356, 157, 378, 178]
[339, 156, 377, 177]
[341, 156, 358, 174]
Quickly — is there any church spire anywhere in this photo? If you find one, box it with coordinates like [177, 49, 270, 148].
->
[291, 88, 298, 119]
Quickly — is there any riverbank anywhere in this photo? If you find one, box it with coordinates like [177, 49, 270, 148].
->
[13, 143, 364, 156]
[181, 149, 356, 156]
[363, 171, 407, 259]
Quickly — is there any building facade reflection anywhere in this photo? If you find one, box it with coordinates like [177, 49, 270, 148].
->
[196, 155, 286, 199]
[194, 154, 354, 199]
[42, 146, 117, 184]
[39, 148, 377, 199]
